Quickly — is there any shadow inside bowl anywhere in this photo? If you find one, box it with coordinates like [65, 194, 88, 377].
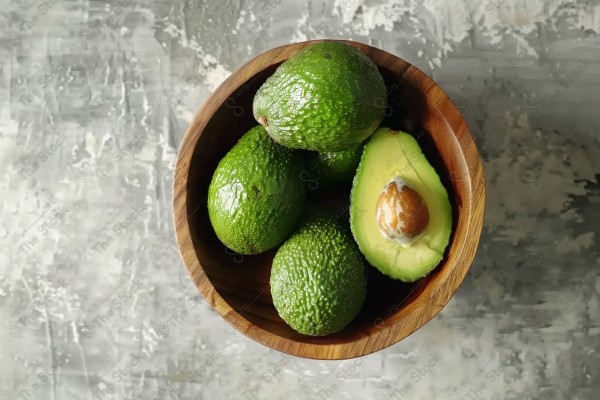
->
[185, 61, 464, 345]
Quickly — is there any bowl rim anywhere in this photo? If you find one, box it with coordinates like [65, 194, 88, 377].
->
[173, 39, 486, 360]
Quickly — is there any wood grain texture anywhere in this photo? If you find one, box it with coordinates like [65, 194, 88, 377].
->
[173, 40, 485, 360]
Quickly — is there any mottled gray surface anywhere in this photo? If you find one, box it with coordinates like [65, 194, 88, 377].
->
[1, 0, 599, 399]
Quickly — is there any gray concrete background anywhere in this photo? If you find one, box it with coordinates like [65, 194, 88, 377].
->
[1, 0, 599, 399]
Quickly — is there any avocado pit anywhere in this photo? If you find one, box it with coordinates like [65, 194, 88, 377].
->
[375, 177, 429, 245]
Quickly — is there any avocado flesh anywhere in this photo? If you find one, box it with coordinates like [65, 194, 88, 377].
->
[207, 126, 306, 255]
[270, 213, 366, 336]
[350, 128, 452, 282]
[253, 42, 386, 152]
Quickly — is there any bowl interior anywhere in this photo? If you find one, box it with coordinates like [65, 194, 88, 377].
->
[183, 50, 471, 348]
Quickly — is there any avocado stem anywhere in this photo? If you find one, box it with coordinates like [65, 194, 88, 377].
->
[258, 115, 269, 128]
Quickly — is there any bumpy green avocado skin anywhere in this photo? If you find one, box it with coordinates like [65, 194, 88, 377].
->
[306, 145, 364, 187]
[253, 42, 387, 152]
[270, 214, 366, 336]
[207, 126, 306, 255]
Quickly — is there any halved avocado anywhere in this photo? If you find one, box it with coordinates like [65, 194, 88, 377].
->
[350, 127, 452, 282]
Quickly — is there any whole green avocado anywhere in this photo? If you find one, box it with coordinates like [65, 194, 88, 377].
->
[253, 42, 387, 152]
[306, 144, 364, 188]
[270, 213, 366, 336]
[207, 126, 306, 255]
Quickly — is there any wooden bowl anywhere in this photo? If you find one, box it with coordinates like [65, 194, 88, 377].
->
[173, 40, 485, 359]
